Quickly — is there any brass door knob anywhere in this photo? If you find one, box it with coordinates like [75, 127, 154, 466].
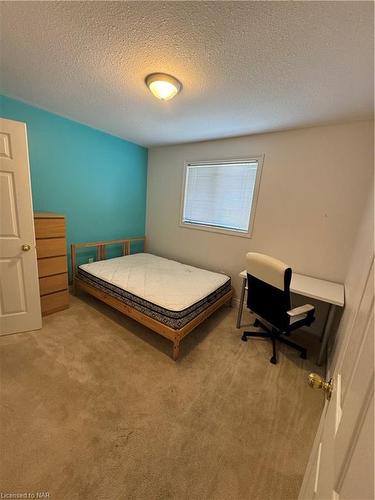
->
[22, 244, 31, 251]
[308, 373, 333, 400]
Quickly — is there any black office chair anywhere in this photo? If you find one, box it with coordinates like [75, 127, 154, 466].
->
[241, 252, 315, 364]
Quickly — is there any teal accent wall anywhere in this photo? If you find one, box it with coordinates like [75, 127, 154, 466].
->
[0, 95, 148, 275]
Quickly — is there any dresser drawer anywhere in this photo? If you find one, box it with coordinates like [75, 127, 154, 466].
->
[36, 238, 66, 258]
[39, 273, 68, 296]
[34, 218, 65, 239]
[37, 256, 68, 277]
[41, 290, 69, 316]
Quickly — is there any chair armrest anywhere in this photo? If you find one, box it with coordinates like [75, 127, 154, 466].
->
[287, 304, 315, 317]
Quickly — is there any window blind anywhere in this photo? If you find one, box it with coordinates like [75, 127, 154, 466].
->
[182, 160, 259, 232]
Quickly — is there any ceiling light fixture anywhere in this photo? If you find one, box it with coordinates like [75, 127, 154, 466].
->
[145, 73, 182, 101]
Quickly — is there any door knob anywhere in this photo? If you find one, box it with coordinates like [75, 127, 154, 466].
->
[308, 373, 333, 400]
[22, 244, 31, 251]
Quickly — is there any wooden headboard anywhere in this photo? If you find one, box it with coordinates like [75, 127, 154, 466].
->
[71, 237, 146, 281]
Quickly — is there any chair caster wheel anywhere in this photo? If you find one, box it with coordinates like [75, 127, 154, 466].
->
[300, 351, 307, 360]
[254, 319, 260, 327]
[270, 356, 277, 365]
[241, 334, 248, 342]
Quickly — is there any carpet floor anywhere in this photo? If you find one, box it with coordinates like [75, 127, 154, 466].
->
[0, 293, 324, 500]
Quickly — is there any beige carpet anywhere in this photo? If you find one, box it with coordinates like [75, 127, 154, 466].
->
[0, 293, 324, 500]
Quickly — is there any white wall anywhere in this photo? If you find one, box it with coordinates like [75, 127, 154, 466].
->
[147, 121, 373, 306]
[329, 182, 374, 370]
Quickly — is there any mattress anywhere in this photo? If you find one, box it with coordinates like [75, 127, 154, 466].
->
[78, 253, 231, 329]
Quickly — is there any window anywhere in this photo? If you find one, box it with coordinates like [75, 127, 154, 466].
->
[181, 157, 263, 237]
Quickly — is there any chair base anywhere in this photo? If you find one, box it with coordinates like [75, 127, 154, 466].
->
[241, 320, 307, 364]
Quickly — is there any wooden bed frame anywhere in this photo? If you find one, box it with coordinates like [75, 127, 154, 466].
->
[71, 238, 233, 360]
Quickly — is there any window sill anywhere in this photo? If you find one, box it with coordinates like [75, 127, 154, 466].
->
[179, 222, 253, 238]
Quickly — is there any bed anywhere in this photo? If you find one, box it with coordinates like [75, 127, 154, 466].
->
[71, 238, 233, 359]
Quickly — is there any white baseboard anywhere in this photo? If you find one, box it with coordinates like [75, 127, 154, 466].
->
[232, 297, 241, 307]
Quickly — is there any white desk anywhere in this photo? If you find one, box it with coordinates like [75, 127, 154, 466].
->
[237, 270, 345, 365]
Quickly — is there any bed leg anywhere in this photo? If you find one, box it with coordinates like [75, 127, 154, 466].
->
[172, 340, 180, 361]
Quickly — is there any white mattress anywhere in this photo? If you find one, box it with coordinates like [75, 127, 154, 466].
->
[79, 253, 230, 312]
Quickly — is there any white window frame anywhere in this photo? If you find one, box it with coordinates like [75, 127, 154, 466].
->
[179, 155, 264, 238]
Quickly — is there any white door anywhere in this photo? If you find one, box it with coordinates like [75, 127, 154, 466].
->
[0, 117, 42, 335]
[299, 258, 374, 500]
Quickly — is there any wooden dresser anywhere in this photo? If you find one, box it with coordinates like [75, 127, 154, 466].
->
[34, 212, 69, 316]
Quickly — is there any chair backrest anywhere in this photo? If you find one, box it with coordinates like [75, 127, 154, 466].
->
[246, 252, 292, 330]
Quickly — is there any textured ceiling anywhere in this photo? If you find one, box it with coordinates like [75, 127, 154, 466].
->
[1, 1, 373, 146]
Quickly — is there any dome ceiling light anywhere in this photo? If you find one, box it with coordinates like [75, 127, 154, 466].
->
[145, 73, 182, 101]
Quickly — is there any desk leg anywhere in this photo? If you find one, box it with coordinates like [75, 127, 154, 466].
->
[317, 304, 336, 366]
[236, 278, 246, 329]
